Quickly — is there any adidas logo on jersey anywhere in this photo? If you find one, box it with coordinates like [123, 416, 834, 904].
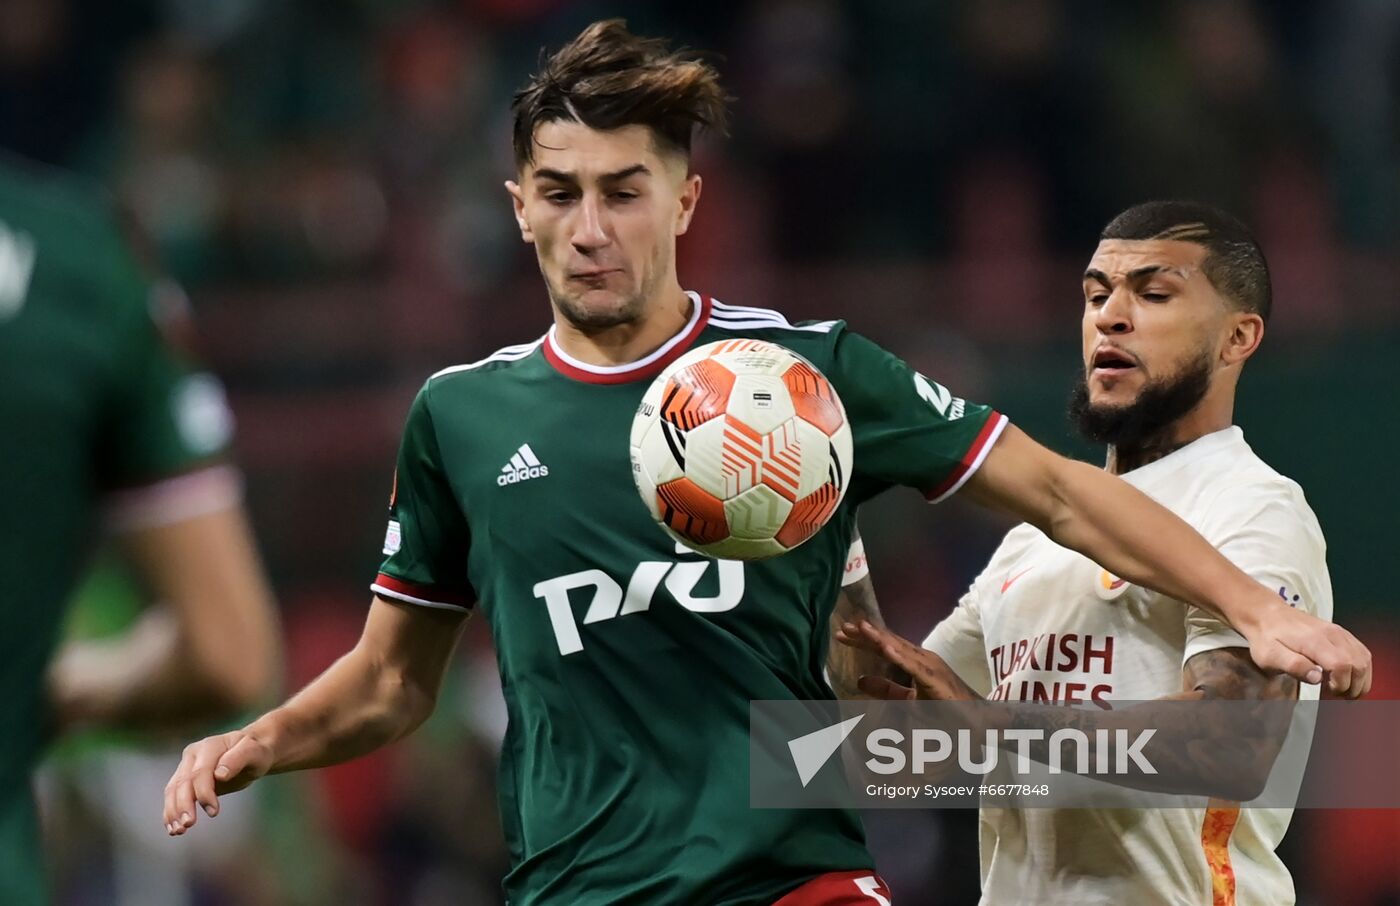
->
[498, 444, 549, 486]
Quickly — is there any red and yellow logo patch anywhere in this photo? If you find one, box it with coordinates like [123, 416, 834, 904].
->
[1094, 567, 1130, 601]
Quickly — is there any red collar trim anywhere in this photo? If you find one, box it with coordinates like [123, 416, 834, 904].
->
[542, 292, 711, 385]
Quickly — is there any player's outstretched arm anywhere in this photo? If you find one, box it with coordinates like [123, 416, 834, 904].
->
[49, 502, 280, 732]
[164, 595, 468, 836]
[959, 424, 1371, 697]
[840, 621, 1300, 801]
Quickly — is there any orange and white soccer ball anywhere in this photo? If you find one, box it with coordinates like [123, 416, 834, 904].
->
[630, 339, 854, 560]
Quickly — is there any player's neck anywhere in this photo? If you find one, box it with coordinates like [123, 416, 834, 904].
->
[550, 284, 694, 367]
[1106, 399, 1235, 475]
[1107, 436, 1190, 474]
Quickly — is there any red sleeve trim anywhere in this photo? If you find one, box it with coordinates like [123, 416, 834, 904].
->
[372, 573, 474, 611]
[924, 412, 1009, 503]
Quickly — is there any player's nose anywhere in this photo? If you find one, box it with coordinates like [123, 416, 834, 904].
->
[570, 196, 611, 252]
[1094, 287, 1133, 335]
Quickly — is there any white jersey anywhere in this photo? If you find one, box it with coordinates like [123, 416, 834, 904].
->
[923, 426, 1331, 906]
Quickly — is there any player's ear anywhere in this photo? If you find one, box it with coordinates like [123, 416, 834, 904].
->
[504, 180, 534, 244]
[675, 173, 702, 237]
[1222, 311, 1264, 366]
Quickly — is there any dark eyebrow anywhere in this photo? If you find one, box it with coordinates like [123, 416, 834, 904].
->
[1128, 265, 1170, 281]
[1083, 264, 1186, 286]
[600, 164, 650, 183]
[532, 164, 651, 185]
[533, 168, 577, 185]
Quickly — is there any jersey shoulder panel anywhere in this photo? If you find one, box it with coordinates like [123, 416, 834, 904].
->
[1194, 440, 1319, 525]
[412, 338, 550, 451]
[426, 336, 548, 388]
[0, 155, 155, 339]
[702, 298, 847, 368]
[706, 297, 845, 335]
[1230, 458, 1315, 516]
[0, 155, 133, 273]
[994, 522, 1049, 558]
[0, 152, 112, 227]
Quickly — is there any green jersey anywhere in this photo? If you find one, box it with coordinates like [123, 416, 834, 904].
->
[0, 156, 233, 904]
[374, 294, 1005, 905]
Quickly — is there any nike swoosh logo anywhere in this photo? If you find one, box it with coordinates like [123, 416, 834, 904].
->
[1001, 567, 1034, 594]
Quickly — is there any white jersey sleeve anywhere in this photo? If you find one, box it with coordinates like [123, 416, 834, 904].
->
[1182, 478, 1333, 681]
[923, 567, 996, 698]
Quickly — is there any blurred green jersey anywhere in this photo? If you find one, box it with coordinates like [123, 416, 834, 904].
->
[0, 154, 233, 905]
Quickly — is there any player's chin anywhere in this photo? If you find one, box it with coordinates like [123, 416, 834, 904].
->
[559, 288, 639, 328]
[1087, 369, 1143, 403]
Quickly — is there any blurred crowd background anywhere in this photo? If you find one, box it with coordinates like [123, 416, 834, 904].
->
[6, 0, 1399, 903]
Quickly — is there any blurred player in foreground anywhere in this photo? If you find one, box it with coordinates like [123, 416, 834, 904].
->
[842, 201, 1333, 905]
[0, 152, 280, 905]
[164, 22, 1367, 906]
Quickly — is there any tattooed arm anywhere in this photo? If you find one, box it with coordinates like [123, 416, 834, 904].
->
[828, 574, 897, 699]
[999, 646, 1297, 799]
[827, 532, 908, 699]
[1183, 646, 1297, 703]
[838, 621, 1299, 800]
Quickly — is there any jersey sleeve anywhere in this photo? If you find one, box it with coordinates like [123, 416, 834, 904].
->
[840, 535, 869, 587]
[1182, 480, 1333, 692]
[826, 330, 1007, 504]
[372, 382, 476, 611]
[922, 573, 996, 698]
[94, 217, 238, 526]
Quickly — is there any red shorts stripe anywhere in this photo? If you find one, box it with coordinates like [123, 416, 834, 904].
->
[772, 870, 892, 906]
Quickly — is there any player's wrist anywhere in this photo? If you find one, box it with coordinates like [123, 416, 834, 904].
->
[239, 714, 287, 771]
[1226, 584, 1285, 640]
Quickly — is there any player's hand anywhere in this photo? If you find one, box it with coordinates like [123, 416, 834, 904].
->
[836, 620, 980, 702]
[163, 729, 274, 835]
[1241, 598, 1372, 699]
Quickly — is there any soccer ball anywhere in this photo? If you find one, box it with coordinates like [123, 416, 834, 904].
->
[630, 339, 853, 560]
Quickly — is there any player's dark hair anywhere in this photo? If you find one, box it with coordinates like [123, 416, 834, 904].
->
[511, 19, 729, 168]
[1101, 201, 1272, 323]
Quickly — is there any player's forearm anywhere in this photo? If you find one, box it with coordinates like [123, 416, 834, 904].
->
[828, 575, 904, 699]
[62, 505, 283, 733]
[49, 609, 272, 733]
[245, 645, 437, 775]
[827, 645, 884, 700]
[976, 692, 1288, 800]
[1042, 458, 1270, 627]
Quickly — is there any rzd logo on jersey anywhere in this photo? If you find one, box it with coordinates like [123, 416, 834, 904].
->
[533, 543, 744, 655]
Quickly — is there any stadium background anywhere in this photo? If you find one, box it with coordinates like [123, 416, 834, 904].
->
[6, 0, 1398, 903]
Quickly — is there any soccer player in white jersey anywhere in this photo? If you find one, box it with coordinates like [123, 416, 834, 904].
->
[841, 201, 1335, 905]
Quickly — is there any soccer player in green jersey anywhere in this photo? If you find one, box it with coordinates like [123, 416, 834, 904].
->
[164, 20, 1369, 906]
[0, 152, 280, 905]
